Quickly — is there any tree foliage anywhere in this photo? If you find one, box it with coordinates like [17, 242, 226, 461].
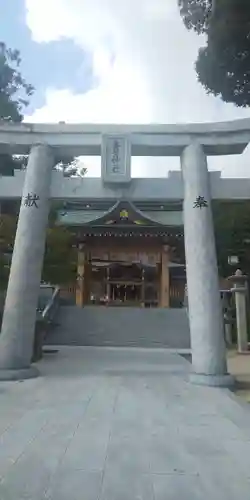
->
[213, 200, 250, 277]
[0, 42, 84, 176]
[0, 42, 34, 175]
[42, 226, 77, 286]
[0, 207, 77, 289]
[0, 42, 34, 122]
[0, 204, 77, 289]
[56, 157, 87, 177]
[178, 0, 250, 107]
[42, 204, 77, 285]
[178, 0, 213, 34]
[0, 213, 17, 289]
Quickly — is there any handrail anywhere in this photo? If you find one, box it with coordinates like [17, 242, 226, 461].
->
[32, 285, 61, 362]
[42, 286, 60, 320]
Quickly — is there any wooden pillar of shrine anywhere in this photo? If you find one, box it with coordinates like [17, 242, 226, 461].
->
[141, 268, 145, 307]
[84, 259, 91, 304]
[106, 266, 111, 301]
[160, 245, 170, 308]
[76, 243, 86, 307]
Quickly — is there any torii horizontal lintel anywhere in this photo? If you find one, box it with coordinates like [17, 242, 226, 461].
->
[0, 118, 249, 156]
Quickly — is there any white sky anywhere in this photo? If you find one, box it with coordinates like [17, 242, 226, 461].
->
[25, 0, 250, 178]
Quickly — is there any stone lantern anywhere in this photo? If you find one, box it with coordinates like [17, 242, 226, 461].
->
[227, 270, 249, 353]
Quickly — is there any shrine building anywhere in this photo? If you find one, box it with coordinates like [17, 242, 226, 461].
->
[58, 199, 185, 308]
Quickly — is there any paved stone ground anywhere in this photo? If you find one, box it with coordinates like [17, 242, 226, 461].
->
[227, 350, 250, 402]
[1, 347, 250, 499]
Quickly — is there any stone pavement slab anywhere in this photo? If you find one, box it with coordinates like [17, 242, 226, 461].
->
[227, 350, 250, 402]
[1, 346, 250, 499]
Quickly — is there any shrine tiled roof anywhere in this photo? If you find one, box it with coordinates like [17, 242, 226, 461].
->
[58, 200, 183, 228]
[89, 200, 162, 227]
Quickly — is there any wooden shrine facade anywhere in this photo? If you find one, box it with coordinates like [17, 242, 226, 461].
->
[65, 200, 186, 308]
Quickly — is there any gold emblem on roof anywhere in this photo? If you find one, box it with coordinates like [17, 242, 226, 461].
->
[120, 209, 129, 220]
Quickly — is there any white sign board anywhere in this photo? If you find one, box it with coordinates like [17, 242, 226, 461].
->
[101, 135, 131, 183]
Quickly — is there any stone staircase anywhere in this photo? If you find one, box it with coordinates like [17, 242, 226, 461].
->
[47, 306, 190, 349]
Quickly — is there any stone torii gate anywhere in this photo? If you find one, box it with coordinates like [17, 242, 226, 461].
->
[1, 119, 250, 384]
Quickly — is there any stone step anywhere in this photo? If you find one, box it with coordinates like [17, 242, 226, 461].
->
[47, 306, 190, 349]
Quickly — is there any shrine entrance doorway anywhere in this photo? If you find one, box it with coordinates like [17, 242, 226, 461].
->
[109, 283, 142, 306]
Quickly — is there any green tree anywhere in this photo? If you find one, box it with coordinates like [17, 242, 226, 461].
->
[56, 157, 87, 177]
[42, 225, 77, 286]
[42, 204, 77, 285]
[0, 42, 85, 176]
[0, 42, 34, 175]
[0, 213, 17, 289]
[41, 203, 76, 285]
[178, 0, 214, 34]
[178, 0, 250, 107]
[0, 206, 77, 288]
[0, 42, 34, 122]
[213, 200, 250, 277]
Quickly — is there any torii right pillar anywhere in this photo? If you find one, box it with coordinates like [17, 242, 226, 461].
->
[181, 143, 234, 386]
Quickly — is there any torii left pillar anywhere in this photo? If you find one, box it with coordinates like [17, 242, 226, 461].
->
[0, 144, 54, 380]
